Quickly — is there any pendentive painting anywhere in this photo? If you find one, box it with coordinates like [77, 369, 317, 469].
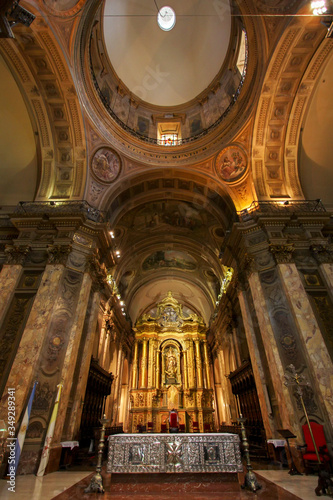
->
[91, 147, 121, 183]
[216, 145, 248, 183]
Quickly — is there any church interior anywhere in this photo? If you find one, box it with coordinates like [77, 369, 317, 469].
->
[0, 0, 333, 498]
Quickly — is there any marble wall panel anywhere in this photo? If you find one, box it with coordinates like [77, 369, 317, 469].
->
[278, 263, 333, 428]
[248, 273, 298, 434]
[0, 265, 22, 325]
[0, 264, 65, 423]
[238, 291, 276, 438]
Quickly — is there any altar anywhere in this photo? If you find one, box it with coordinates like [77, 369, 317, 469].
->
[107, 433, 243, 474]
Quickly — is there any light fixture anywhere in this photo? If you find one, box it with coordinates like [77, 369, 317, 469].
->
[311, 1, 333, 38]
[311, 1, 328, 16]
[109, 231, 115, 239]
[157, 6, 176, 31]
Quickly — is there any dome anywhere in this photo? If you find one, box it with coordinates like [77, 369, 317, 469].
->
[103, 0, 232, 106]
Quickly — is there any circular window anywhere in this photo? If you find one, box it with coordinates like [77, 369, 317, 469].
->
[157, 6, 176, 31]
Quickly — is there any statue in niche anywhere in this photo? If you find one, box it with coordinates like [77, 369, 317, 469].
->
[165, 347, 178, 384]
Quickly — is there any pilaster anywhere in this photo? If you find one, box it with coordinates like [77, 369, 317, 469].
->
[67, 289, 101, 440]
[278, 262, 333, 427]
[0, 265, 23, 326]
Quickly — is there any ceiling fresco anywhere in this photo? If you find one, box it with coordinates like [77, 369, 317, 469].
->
[110, 198, 228, 324]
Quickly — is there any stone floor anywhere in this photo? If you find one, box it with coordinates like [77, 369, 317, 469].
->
[0, 468, 326, 500]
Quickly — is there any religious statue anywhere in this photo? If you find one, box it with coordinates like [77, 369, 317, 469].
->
[165, 347, 178, 383]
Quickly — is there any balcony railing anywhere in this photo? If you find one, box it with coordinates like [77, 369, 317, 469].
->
[14, 200, 106, 223]
[238, 200, 327, 221]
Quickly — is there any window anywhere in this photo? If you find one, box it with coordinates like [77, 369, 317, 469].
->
[157, 120, 181, 146]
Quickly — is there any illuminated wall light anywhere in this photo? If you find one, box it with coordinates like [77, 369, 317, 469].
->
[109, 231, 115, 238]
[120, 301, 125, 306]
[116, 294, 121, 300]
[311, 1, 328, 15]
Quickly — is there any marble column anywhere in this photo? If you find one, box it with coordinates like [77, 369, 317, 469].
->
[248, 272, 299, 435]
[202, 341, 211, 389]
[156, 348, 160, 389]
[140, 338, 148, 389]
[0, 265, 23, 326]
[0, 264, 65, 424]
[194, 339, 203, 388]
[53, 272, 92, 444]
[231, 324, 242, 367]
[98, 323, 107, 362]
[131, 340, 139, 389]
[321, 262, 333, 296]
[101, 320, 110, 369]
[65, 289, 100, 440]
[278, 263, 333, 427]
[238, 289, 276, 438]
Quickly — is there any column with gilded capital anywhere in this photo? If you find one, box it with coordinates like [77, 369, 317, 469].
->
[188, 340, 196, 388]
[194, 339, 203, 388]
[156, 348, 160, 389]
[202, 341, 211, 389]
[112, 346, 125, 425]
[140, 338, 148, 388]
[183, 349, 188, 389]
[147, 338, 156, 388]
[131, 340, 139, 389]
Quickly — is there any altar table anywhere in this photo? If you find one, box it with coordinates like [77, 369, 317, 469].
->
[107, 433, 243, 474]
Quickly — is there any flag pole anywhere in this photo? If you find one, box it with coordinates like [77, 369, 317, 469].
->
[36, 383, 63, 477]
[14, 380, 38, 475]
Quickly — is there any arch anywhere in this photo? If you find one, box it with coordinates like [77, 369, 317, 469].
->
[252, 10, 328, 200]
[0, 10, 87, 202]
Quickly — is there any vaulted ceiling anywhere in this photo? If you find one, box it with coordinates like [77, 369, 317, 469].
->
[1, 0, 332, 325]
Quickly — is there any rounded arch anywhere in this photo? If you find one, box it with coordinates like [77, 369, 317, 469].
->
[0, 7, 87, 203]
[251, 10, 328, 200]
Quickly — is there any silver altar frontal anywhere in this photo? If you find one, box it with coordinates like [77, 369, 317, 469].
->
[107, 433, 243, 474]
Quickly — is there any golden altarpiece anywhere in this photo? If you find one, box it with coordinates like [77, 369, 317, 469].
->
[129, 293, 214, 433]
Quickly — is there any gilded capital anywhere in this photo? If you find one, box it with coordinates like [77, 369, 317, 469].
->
[310, 244, 333, 264]
[47, 244, 71, 265]
[269, 243, 295, 264]
[5, 245, 30, 265]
